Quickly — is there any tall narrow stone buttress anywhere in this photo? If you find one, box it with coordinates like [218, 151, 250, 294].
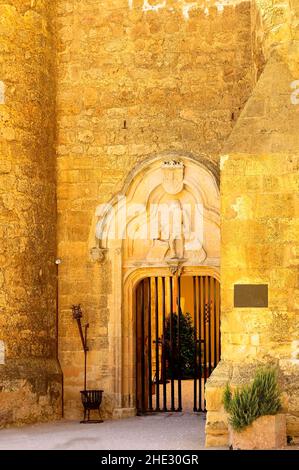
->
[205, 12, 299, 445]
[0, 1, 62, 426]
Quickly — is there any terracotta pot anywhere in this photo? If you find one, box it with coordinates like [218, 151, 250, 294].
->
[229, 414, 286, 450]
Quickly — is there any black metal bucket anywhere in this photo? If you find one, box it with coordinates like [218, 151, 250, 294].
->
[80, 390, 104, 423]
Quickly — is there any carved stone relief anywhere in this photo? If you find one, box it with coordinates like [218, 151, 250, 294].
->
[92, 155, 220, 269]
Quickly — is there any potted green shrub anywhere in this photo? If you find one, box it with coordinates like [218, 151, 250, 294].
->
[223, 368, 286, 450]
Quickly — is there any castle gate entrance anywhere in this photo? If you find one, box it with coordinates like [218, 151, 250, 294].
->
[136, 274, 220, 414]
[91, 154, 220, 417]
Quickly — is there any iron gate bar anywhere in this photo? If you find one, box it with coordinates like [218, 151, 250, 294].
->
[169, 276, 175, 411]
[193, 276, 197, 412]
[155, 277, 160, 411]
[199, 276, 207, 409]
[198, 276, 203, 412]
[205, 276, 209, 378]
[141, 281, 145, 413]
[162, 277, 167, 411]
[177, 275, 182, 412]
[136, 288, 139, 412]
[202, 276, 207, 399]
[136, 274, 221, 415]
[213, 278, 217, 371]
[148, 277, 153, 412]
[208, 277, 212, 376]
[216, 280, 220, 364]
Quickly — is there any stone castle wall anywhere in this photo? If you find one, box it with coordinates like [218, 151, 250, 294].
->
[0, 1, 62, 426]
[0, 0, 297, 431]
[205, 44, 299, 446]
[55, 0, 256, 419]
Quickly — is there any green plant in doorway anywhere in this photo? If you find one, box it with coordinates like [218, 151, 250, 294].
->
[164, 311, 196, 380]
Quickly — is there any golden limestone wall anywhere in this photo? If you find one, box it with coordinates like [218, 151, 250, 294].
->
[1, 0, 297, 432]
[252, 0, 298, 60]
[253, 1, 287, 56]
[251, 0, 299, 82]
[0, 1, 62, 426]
[205, 32, 299, 447]
[56, 0, 255, 419]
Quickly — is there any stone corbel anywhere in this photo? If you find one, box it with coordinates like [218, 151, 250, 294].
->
[90, 246, 108, 263]
[166, 257, 187, 276]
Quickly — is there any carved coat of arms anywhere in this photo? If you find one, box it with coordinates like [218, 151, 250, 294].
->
[161, 160, 184, 195]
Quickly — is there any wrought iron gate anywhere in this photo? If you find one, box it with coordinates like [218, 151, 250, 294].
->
[136, 275, 220, 413]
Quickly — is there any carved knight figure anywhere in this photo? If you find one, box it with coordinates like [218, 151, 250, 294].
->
[146, 160, 187, 261]
[147, 197, 186, 261]
[156, 198, 185, 260]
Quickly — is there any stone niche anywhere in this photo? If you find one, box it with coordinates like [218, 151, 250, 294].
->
[89, 152, 220, 417]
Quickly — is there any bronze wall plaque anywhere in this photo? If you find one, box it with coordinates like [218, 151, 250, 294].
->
[234, 284, 268, 308]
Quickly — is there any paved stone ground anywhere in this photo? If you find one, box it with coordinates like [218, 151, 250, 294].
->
[0, 413, 226, 450]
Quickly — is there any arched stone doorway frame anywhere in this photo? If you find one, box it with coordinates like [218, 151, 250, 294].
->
[122, 265, 220, 416]
[90, 152, 220, 418]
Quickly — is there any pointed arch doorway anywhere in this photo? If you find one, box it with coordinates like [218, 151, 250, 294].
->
[135, 271, 220, 414]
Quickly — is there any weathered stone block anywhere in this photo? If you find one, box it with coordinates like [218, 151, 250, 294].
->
[229, 414, 287, 450]
[205, 386, 225, 411]
[205, 432, 229, 448]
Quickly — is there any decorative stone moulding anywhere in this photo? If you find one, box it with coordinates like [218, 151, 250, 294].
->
[90, 153, 220, 270]
[85, 153, 220, 418]
[166, 257, 187, 276]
